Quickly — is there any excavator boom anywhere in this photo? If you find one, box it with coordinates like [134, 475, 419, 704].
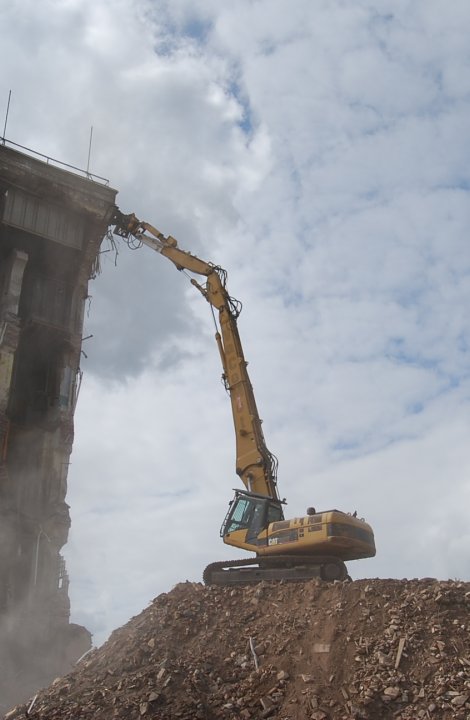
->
[113, 210, 280, 501]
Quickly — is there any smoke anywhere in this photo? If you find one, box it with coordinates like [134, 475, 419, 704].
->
[0, 589, 91, 713]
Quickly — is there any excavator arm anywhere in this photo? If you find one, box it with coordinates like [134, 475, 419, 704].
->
[112, 210, 281, 502]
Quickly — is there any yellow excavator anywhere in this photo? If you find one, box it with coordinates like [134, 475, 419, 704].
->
[111, 209, 375, 584]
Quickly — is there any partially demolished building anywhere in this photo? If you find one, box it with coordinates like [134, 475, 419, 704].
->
[0, 143, 117, 709]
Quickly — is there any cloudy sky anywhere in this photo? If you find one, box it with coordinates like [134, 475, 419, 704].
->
[2, 0, 470, 645]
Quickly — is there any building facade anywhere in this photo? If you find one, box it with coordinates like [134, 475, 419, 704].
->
[0, 143, 117, 709]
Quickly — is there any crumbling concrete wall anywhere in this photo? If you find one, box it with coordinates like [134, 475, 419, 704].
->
[0, 144, 117, 711]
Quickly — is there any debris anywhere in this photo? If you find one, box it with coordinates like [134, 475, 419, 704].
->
[4, 578, 470, 720]
[313, 643, 330, 653]
[249, 636, 260, 671]
[260, 695, 275, 712]
[451, 693, 468, 707]
[394, 637, 406, 668]
[26, 694, 37, 715]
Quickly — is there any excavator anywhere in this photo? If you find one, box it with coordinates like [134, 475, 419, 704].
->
[111, 209, 376, 585]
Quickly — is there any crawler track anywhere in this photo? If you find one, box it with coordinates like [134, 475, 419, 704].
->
[203, 555, 348, 585]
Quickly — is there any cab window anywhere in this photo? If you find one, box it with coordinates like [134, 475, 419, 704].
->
[226, 498, 252, 533]
[267, 503, 283, 524]
[226, 497, 263, 533]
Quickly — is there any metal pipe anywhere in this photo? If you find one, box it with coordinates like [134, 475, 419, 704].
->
[86, 125, 93, 176]
[2, 89, 11, 143]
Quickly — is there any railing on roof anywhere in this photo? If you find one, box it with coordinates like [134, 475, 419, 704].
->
[0, 136, 110, 185]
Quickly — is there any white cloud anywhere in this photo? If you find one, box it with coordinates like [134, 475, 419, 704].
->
[2, 0, 470, 644]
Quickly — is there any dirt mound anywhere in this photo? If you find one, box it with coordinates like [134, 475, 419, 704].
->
[4, 578, 470, 720]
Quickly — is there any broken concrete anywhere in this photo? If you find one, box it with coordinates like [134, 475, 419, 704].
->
[0, 143, 117, 712]
[5, 578, 470, 719]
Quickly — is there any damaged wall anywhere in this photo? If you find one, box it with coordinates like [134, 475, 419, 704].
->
[0, 144, 117, 711]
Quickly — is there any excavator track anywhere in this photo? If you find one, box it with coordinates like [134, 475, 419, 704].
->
[203, 555, 348, 586]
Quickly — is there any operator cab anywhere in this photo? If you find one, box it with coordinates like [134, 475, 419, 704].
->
[221, 490, 284, 544]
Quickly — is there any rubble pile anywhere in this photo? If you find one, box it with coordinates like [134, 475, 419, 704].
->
[5, 578, 470, 720]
